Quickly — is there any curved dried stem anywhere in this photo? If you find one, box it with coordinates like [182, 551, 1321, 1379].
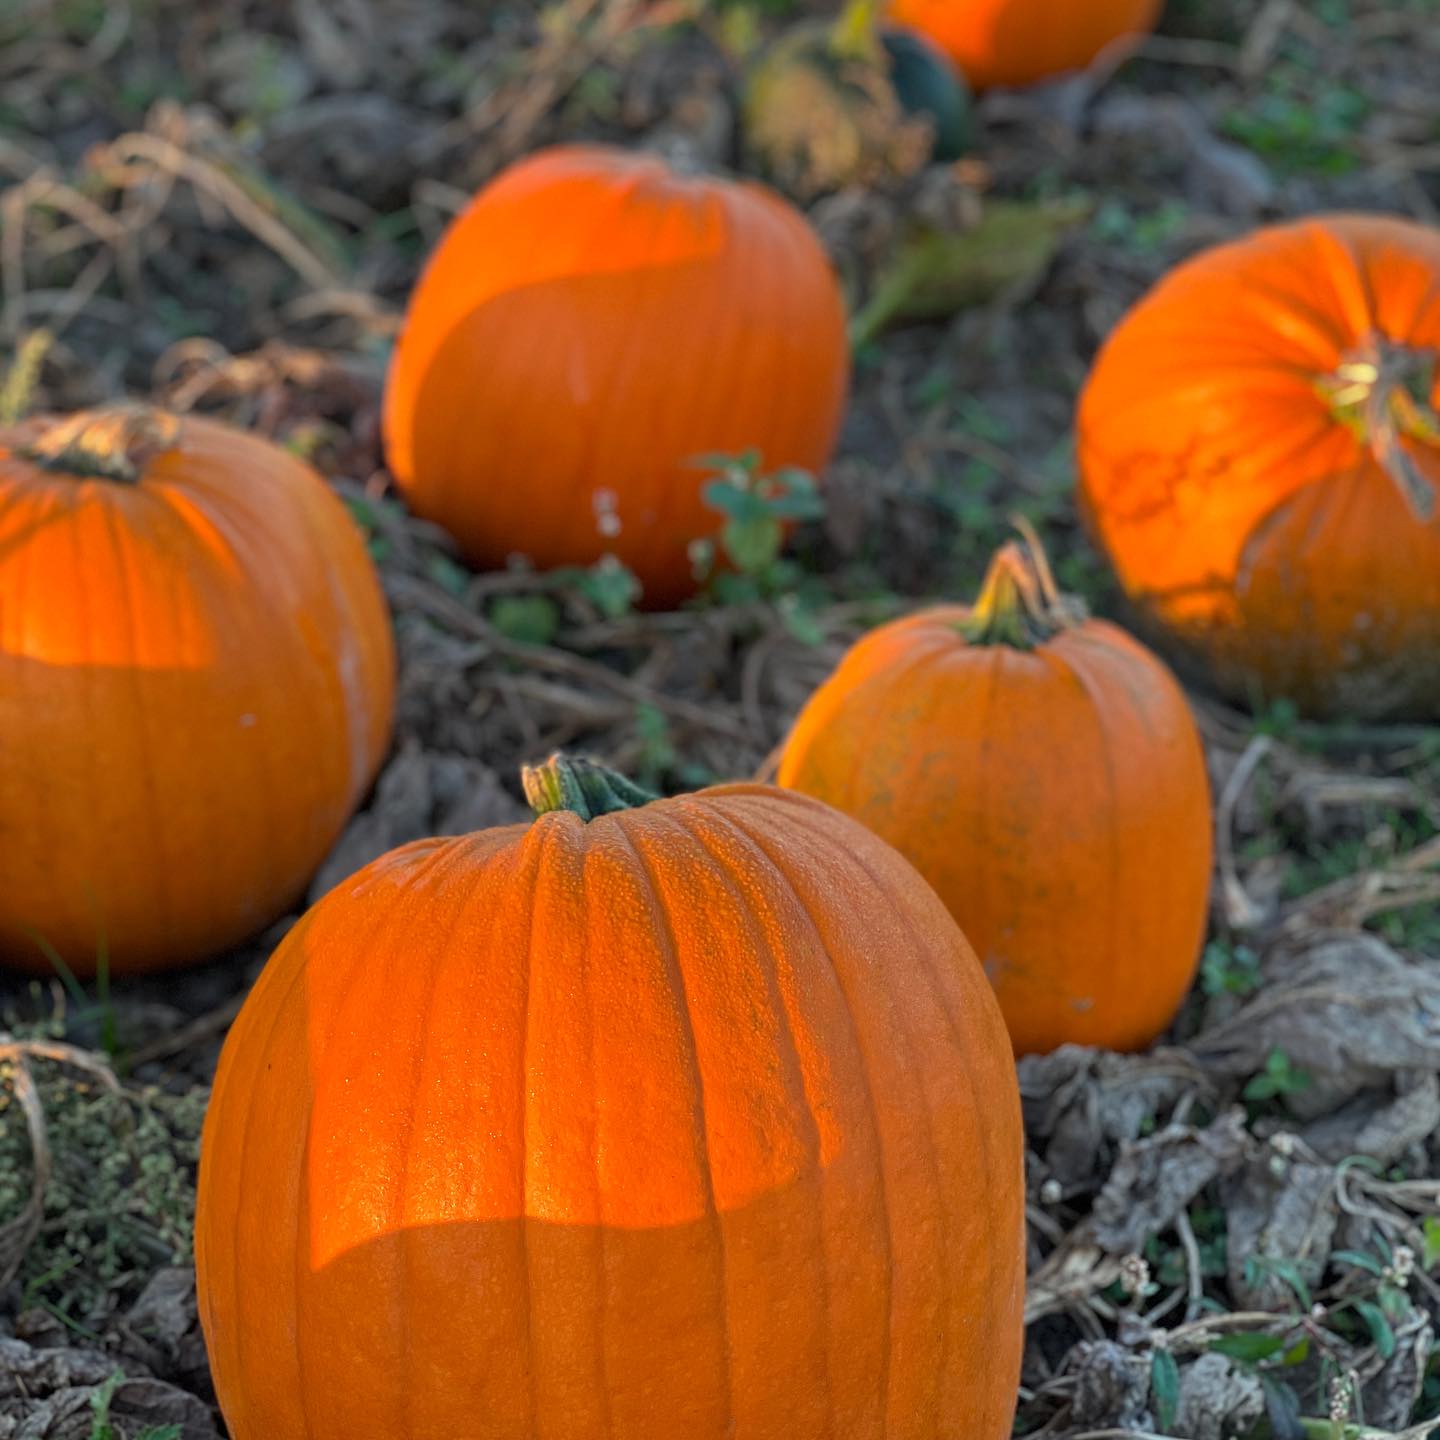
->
[960, 525, 1086, 650]
[17, 401, 179, 482]
[0, 1038, 119, 1289]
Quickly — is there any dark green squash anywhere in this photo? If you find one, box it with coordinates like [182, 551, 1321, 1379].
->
[882, 27, 973, 162]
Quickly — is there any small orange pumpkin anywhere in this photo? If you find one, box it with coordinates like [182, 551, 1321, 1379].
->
[1079, 213, 1440, 720]
[383, 144, 850, 607]
[196, 755, 1024, 1440]
[887, 0, 1160, 91]
[0, 405, 394, 974]
[778, 536, 1212, 1057]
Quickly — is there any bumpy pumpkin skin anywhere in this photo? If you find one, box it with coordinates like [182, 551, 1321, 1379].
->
[777, 608, 1212, 1057]
[0, 409, 394, 975]
[1079, 214, 1440, 720]
[196, 782, 1024, 1440]
[887, 0, 1160, 90]
[383, 145, 850, 607]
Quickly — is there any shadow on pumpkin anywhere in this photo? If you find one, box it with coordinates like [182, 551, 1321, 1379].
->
[211, 1178, 972, 1439]
[398, 259, 846, 605]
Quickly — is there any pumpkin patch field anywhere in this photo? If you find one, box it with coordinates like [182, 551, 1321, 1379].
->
[4, 2, 1440, 1437]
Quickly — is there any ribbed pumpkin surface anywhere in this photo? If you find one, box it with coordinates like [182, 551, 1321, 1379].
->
[382, 144, 850, 607]
[778, 601, 1212, 1057]
[1079, 214, 1440, 719]
[196, 784, 1024, 1439]
[0, 408, 394, 974]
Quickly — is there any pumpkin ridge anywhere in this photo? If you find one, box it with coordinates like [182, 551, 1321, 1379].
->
[606, 809, 739, 1428]
[710, 800, 899, 1430]
[754, 797, 1009, 1430]
[222, 911, 315, 1429]
[572, 835, 619, 1435]
[1045, 645, 1126, 1025]
[514, 817, 558, 1433]
[846, 639, 950, 815]
[819, 802, 1021, 1430]
[670, 802, 838, 1425]
[95, 496, 178, 949]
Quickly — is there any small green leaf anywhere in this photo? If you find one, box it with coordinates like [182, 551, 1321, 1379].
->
[1331, 1249, 1385, 1276]
[1210, 1333, 1287, 1364]
[490, 595, 560, 646]
[568, 559, 640, 619]
[1280, 1337, 1310, 1367]
[778, 594, 826, 646]
[1422, 1216, 1440, 1270]
[1150, 1348, 1180, 1433]
[425, 552, 471, 598]
[1243, 1255, 1312, 1309]
[1378, 1282, 1412, 1320]
[721, 513, 780, 574]
[702, 479, 769, 523]
[1353, 1298, 1396, 1357]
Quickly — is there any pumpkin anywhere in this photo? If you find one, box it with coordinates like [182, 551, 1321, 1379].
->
[1079, 213, 1440, 720]
[0, 405, 394, 975]
[887, 0, 1160, 91]
[743, 5, 969, 200]
[196, 754, 1024, 1440]
[777, 535, 1212, 1057]
[382, 145, 850, 607]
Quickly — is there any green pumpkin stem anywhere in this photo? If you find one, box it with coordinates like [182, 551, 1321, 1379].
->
[523, 754, 657, 823]
[1321, 339, 1439, 522]
[960, 522, 1084, 650]
[19, 403, 180, 484]
[830, 0, 881, 61]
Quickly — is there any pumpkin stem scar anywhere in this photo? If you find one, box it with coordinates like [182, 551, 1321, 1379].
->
[1319, 338, 1440, 522]
[522, 753, 658, 822]
[17, 403, 181, 484]
[959, 518, 1086, 650]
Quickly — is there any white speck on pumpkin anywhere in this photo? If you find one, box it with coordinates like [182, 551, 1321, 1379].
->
[593, 489, 622, 538]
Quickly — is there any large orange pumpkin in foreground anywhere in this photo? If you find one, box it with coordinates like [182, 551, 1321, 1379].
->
[1080, 214, 1440, 720]
[383, 145, 850, 607]
[887, 0, 1160, 90]
[196, 755, 1024, 1440]
[778, 536, 1212, 1056]
[0, 405, 394, 974]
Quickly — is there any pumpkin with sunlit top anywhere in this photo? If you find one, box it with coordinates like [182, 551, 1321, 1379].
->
[196, 755, 1024, 1440]
[778, 535, 1212, 1057]
[383, 145, 850, 606]
[1079, 213, 1440, 720]
[887, 0, 1160, 90]
[0, 405, 394, 975]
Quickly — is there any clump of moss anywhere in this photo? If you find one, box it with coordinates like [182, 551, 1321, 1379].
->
[0, 1044, 206, 1332]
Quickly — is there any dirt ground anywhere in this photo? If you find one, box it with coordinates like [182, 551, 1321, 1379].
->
[3, 1, 1440, 1436]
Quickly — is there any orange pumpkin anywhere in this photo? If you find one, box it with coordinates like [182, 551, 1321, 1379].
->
[1079, 214, 1440, 720]
[382, 145, 850, 607]
[0, 405, 394, 975]
[196, 755, 1024, 1440]
[778, 536, 1212, 1057]
[887, 0, 1160, 90]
